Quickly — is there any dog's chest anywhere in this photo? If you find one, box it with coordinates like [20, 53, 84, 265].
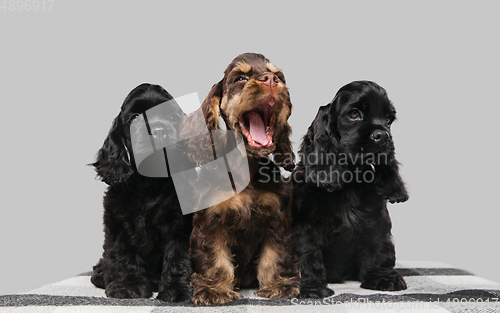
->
[323, 190, 385, 233]
[206, 187, 283, 226]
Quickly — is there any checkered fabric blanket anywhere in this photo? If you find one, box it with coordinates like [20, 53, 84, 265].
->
[1, 261, 499, 312]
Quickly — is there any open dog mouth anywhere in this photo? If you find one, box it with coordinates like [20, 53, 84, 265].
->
[238, 98, 276, 149]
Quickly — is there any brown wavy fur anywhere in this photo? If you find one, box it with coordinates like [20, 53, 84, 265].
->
[181, 53, 299, 305]
[180, 53, 294, 170]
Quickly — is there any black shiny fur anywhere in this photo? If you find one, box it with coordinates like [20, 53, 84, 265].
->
[90, 83, 193, 302]
[292, 81, 409, 298]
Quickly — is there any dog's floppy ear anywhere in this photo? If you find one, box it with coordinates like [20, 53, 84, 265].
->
[180, 80, 223, 164]
[298, 97, 344, 190]
[201, 80, 224, 131]
[92, 113, 133, 185]
[273, 96, 295, 171]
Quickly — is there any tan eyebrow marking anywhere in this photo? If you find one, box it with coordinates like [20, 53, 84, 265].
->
[233, 61, 252, 74]
[266, 63, 280, 73]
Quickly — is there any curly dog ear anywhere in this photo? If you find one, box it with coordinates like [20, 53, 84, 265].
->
[272, 95, 295, 171]
[201, 80, 224, 131]
[93, 113, 133, 185]
[298, 96, 344, 190]
[180, 80, 224, 164]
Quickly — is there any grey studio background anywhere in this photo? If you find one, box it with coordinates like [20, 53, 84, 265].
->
[1, 1, 498, 295]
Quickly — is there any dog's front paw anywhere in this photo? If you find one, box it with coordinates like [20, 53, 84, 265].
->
[157, 284, 192, 302]
[105, 281, 152, 299]
[361, 272, 407, 291]
[298, 285, 335, 299]
[192, 287, 243, 305]
[255, 281, 300, 299]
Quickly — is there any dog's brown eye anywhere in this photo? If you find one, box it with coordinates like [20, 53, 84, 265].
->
[387, 117, 394, 125]
[348, 110, 362, 120]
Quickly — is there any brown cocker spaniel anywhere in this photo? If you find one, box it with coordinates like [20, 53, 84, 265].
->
[181, 53, 300, 305]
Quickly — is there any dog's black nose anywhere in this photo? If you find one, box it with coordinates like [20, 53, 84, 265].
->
[150, 122, 178, 143]
[370, 130, 390, 143]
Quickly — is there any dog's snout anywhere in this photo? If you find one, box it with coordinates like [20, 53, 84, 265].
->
[258, 73, 279, 88]
[370, 130, 390, 143]
[151, 126, 168, 140]
[150, 122, 178, 142]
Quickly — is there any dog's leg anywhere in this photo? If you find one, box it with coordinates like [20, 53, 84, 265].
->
[103, 252, 153, 298]
[156, 233, 193, 302]
[254, 229, 300, 300]
[98, 216, 153, 299]
[190, 222, 242, 305]
[292, 222, 335, 299]
[358, 217, 407, 291]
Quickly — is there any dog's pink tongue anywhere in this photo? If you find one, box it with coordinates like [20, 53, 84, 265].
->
[247, 112, 268, 144]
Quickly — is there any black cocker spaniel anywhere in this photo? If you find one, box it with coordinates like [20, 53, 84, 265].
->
[90, 83, 193, 302]
[292, 80, 409, 298]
